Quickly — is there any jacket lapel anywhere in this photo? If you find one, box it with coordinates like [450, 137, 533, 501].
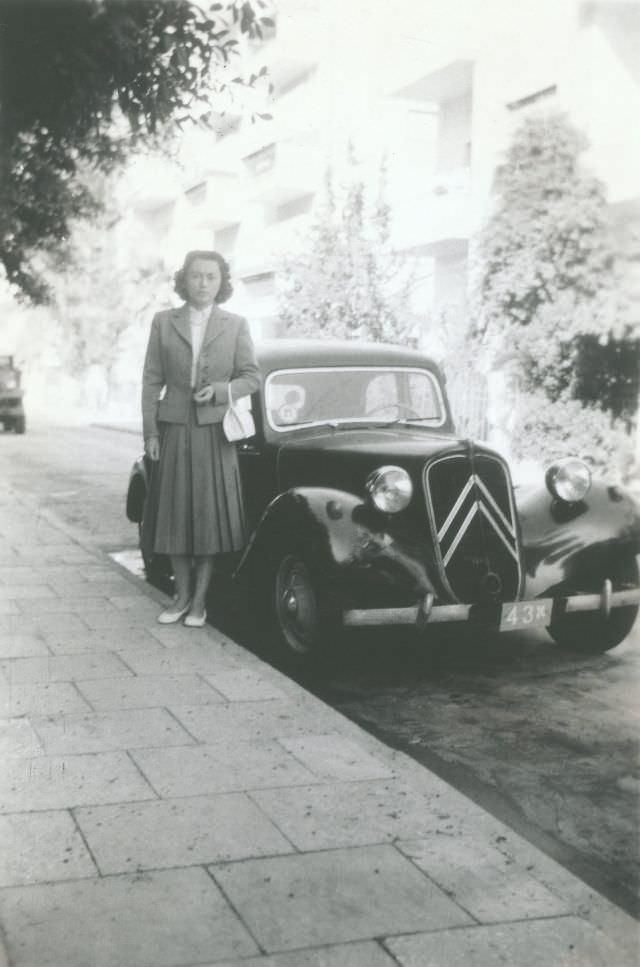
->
[201, 305, 226, 350]
[170, 305, 191, 347]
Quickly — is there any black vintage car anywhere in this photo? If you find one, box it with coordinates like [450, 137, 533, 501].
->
[0, 355, 25, 434]
[126, 339, 640, 664]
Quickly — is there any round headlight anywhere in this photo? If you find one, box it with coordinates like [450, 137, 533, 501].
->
[366, 465, 413, 513]
[545, 458, 591, 503]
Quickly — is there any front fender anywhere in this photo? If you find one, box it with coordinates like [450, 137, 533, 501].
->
[236, 487, 435, 607]
[517, 480, 640, 598]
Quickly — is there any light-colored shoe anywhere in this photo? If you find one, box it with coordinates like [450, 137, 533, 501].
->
[157, 601, 191, 624]
[184, 610, 207, 628]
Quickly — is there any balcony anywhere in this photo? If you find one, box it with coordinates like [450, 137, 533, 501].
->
[395, 60, 474, 107]
[184, 171, 245, 230]
[242, 138, 324, 204]
[390, 167, 476, 255]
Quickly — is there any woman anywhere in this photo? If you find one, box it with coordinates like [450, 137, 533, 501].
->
[141, 250, 260, 626]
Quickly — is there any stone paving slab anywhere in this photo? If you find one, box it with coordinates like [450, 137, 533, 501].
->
[83, 608, 158, 629]
[14, 595, 115, 614]
[203, 667, 291, 702]
[210, 941, 398, 967]
[0, 585, 55, 599]
[108, 593, 162, 612]
[74, 791, 295, 874]
[384, 915, 625, 967]
[0, 634, 51, 658]
[76, 673, 227, 711]
[278, 733, 395, 782]
[0, 567, 46, 586]
[0, 651, 134, 685]
[211, 843, 473, 952]
[16, 545, 98, 564]
[0, 810, 96, 886]
[169, 698, 340, 745]
[396, 834, 570, 922]
[132, 739, 319, 798]
[0, 751, 155, 812]
[117, 640, 243, 677]
[30, 707, 196, 754]
[35, 565, 125, 583]
[0, 719, 43, 757]
[43, 626, 162, 655]
[0, 612, 89, 634]
[46, 578, 142, 598]
[0, 681, 93, 716]
[250, 777, 460, 851]
[0, 867, 259, 967]
[4, 530, 74, 546]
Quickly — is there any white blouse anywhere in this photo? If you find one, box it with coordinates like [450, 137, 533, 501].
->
[189, 305, 212, 387]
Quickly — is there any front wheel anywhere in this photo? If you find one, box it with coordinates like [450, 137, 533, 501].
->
[548, 558, 639, 654]
[270, 551, 335, 669]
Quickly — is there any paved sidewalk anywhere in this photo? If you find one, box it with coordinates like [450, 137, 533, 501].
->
[0, 483, 637, 967]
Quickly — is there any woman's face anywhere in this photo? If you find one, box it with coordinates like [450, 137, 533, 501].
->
[185, 257, 222, 308]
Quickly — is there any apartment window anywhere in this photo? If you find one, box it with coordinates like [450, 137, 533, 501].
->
[243, 272, 275, 299]
[143, 202, 174, 235]
[243, 143, 276, 176]
[274, 194, 314, 222]
[185, 182, 207, 207]
[216, 115, 242, 141]
[214, 224, 240, 256]
[277, 66, 316, 98]
[506, 85, 557, 111]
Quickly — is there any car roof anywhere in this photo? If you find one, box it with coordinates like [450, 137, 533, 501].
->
[255, 339, 444, 376]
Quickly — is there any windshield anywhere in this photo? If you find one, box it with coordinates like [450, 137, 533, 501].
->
[265, 366, 445, 431]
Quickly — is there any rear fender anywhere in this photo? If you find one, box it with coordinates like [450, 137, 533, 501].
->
[517, 480, 640, 598]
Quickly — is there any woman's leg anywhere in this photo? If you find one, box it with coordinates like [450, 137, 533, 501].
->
[190, 555, 214, 617]
[170, 555, 193, 609]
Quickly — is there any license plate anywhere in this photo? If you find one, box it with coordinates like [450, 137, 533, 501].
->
[500, 599, 553, 631]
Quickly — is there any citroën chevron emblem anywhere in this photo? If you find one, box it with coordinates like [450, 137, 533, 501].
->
[437, 473, 519, 568]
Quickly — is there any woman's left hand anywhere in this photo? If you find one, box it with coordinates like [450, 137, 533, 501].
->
[193, 384, 215, 404]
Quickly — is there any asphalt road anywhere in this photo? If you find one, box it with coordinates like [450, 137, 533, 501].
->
[1, 421, 638, 917]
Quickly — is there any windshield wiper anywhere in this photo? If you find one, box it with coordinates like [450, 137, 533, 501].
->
[372, 417, 432, 427]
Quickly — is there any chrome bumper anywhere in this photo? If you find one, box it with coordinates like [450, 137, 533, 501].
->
[343, 582, 640, 628]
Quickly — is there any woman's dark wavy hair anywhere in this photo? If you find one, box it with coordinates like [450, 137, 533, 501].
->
[174, 250, 233, 304]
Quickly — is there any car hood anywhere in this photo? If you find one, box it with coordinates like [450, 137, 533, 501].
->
[275, 426, 477, 494]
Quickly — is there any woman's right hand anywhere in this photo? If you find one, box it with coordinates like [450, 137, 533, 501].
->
[146, 436, 160, 461]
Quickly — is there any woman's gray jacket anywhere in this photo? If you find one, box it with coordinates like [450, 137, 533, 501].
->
[142, 304, 260, 443]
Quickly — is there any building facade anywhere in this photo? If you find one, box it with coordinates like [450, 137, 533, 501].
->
[127, 0, 640, 343]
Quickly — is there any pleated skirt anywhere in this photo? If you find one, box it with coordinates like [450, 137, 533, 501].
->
[142, 407, 247, 557]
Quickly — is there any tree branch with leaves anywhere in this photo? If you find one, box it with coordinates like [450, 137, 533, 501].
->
[0, 0, 274, 302]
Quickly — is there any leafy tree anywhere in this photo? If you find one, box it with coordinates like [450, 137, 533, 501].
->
[279, 152, 417, 344]
[36, 176, 171, 394]
[473, 112, 639, 421]
[0, 0, 273, 302]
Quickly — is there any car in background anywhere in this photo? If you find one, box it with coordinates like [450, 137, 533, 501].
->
[126, 339, 640, 666]
[0, 355, 25, 434]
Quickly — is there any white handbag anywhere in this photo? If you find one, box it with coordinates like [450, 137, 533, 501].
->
[222, 384, 256, 442]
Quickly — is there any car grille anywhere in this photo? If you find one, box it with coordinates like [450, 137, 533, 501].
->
[424, 451, 521, 603]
